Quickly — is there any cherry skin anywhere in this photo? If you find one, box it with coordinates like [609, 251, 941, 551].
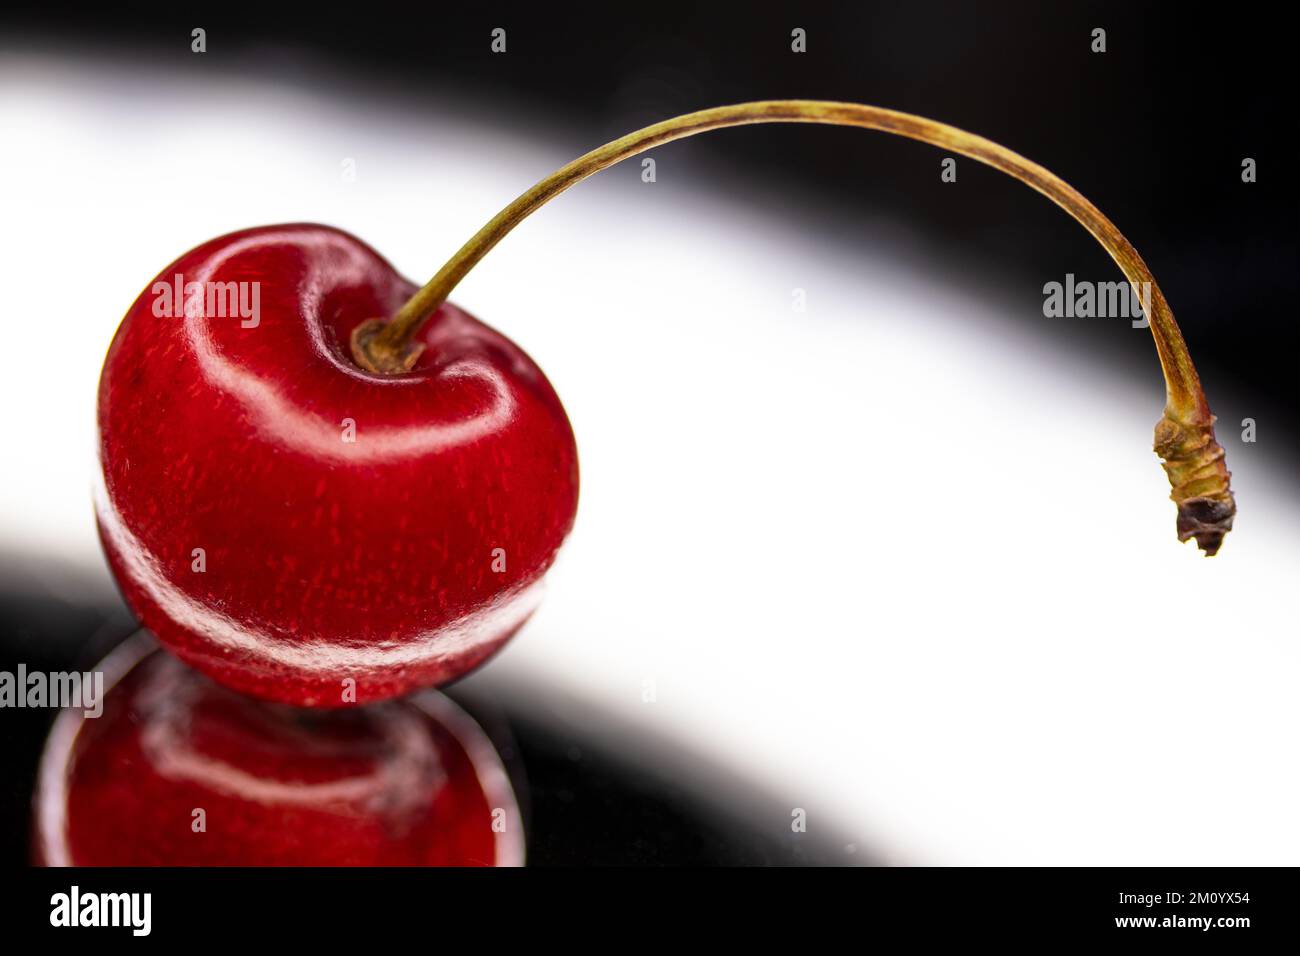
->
[96, 224, 579, 706]
[34, 636, 524, 866]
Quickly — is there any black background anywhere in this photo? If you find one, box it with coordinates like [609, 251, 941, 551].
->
[1, 1, 1295, 873]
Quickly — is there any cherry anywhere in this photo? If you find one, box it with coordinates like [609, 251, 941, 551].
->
[34, 636, 524, 866]
[97, 224, 579, 706]
[97, 101, 1235, 713]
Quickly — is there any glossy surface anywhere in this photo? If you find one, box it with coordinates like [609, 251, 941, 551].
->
[96, 225, 579, 705]
[35, 636, 524, 866]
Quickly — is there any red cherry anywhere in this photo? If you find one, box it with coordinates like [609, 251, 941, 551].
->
[34, 636, 524, 866]
[96, 224, 579, 706]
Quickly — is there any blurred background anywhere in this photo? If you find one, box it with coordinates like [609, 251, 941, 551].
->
[1, 3, 1296, 865]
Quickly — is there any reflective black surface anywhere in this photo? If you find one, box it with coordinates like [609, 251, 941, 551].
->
[1, 553, 851, 866]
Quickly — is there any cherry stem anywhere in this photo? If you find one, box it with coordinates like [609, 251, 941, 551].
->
[355, 100, 1234, 553]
